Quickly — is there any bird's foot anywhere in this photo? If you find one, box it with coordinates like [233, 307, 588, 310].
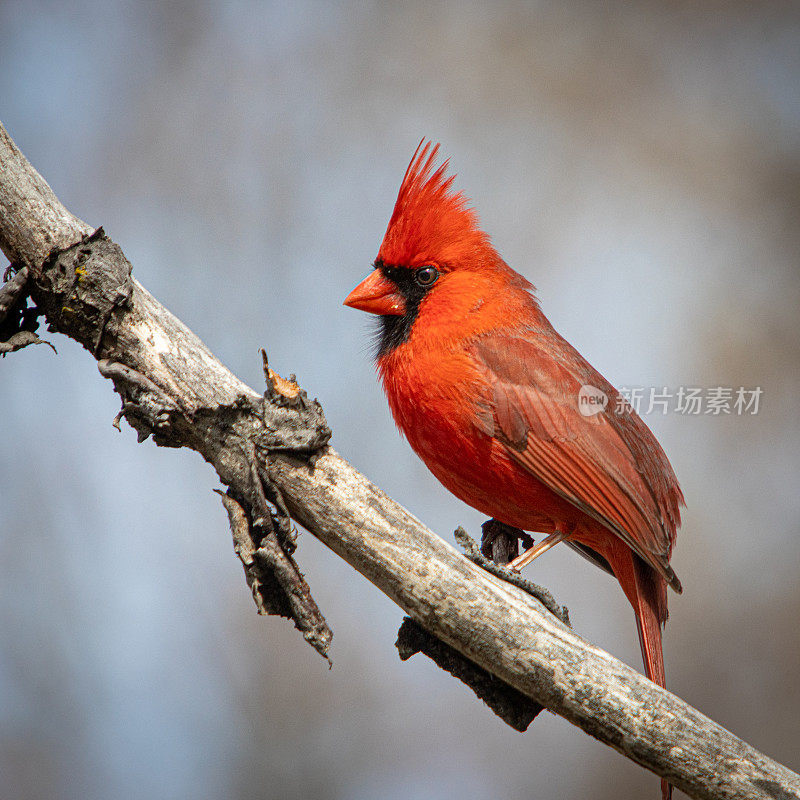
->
[480, 518, 534, 566]
[507, 527, 570, 572]
[455, 526, 571, 627]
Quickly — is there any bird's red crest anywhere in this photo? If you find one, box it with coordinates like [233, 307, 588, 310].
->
[377, 141, 496, 271]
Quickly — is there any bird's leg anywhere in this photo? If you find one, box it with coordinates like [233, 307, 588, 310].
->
[481, 519, 534, 566]
[507, 527, 570, 572]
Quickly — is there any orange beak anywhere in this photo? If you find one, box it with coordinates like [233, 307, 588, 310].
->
[343, 268, 405, 316]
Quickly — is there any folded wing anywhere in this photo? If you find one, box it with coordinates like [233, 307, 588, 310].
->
[472, 329, 684, 592]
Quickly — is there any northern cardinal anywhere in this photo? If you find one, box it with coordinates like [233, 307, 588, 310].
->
[345, 142, 683, 800]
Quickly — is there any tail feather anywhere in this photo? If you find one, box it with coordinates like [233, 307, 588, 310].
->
[605, 544, 672, 800]
[632, 557, 672, 800]
[632, 554, 668, 686]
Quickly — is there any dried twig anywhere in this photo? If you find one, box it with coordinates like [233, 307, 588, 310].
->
[217, 491, 332, 660]
[0, 329, 56, 355]
[0, 264, 28, 322]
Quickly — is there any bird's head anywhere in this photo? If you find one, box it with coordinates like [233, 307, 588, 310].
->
[344, 141, 533, 356]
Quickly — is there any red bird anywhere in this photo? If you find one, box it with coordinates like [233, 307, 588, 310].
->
[345, 142, 683, 799]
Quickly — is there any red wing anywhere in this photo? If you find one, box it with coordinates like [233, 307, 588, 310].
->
[472, 330, 684, 591]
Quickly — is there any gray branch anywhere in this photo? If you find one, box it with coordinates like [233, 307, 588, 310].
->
[0, 119, 797, 800]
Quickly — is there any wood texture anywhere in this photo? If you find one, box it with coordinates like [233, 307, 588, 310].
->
[1, 119, 798, 800]
[0, 124, 91, 268]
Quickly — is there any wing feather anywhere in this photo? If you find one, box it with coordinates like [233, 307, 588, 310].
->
[472, 331, 684, 591]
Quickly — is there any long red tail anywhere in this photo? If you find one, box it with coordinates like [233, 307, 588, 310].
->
[606, 544, 672, 800]
[632, 554, 668, 687]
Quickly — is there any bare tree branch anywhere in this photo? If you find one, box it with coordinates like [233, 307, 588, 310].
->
[1, 120, 798, 800]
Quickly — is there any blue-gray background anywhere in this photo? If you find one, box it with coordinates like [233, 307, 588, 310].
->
[2, 3, 799, 798]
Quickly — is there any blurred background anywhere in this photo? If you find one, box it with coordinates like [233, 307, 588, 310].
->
[2, 1, 799, 798]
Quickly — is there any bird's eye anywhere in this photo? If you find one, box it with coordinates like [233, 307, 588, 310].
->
[414, 266, 439, 287]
